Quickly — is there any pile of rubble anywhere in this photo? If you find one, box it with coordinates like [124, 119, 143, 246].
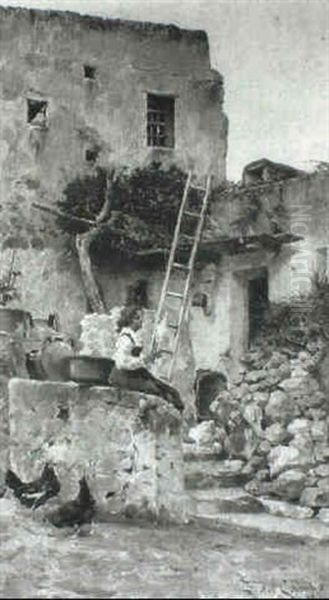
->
[187, 339, 329, 523]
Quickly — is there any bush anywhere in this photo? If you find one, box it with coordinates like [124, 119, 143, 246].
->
[254, 274, 329, 352]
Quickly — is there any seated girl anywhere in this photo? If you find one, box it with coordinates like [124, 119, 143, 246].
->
[108, 306, 184, 412]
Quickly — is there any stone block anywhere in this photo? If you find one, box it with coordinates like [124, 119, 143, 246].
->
[278, 377, 305, 392]
[314, 443, 329, 462]
[300, 487, 329, 508]
[245, 370, 266, 384]
[310, 421, 328, 442]
[188, 420, 217, 447]
[317, 477, 329, 490]
[314, 464, 329, 478]
[261, 498, 314, 520]
[287, 418, 311, 436]
[265, 390, 294, 424]
[8, 378, 188, 522]
[268, 445, 307, 478]
[184, 458, 246, 490]
[272, 469, 306, 501]
[252, 391, 269, 408]
[317, 508, 329, 525]
[243, 403, 263, 436]
[263, 423, 287, 445]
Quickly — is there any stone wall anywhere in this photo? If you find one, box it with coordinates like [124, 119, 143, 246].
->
[264, 172, 329, 300]
[8, 378, 190, 522]
[188, 339, 329, 524]
[0, 331, 28, 479]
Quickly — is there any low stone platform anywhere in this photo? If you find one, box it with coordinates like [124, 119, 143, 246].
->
[8, 378, 190, 522]
[192, 511, 329, 543]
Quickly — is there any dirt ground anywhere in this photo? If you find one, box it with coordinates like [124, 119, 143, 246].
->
[0, 498, 328, 598]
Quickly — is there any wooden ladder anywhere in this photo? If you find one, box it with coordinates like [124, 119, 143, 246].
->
[150, 170, 212, 381]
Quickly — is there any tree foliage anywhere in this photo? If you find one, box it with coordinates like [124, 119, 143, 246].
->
[57, 162, 202, 259]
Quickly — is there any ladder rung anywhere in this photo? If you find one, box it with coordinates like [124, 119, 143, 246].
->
[190, 184, 207, 192]
[179, 233, 194, 241]
[184, 210, 200, 218]
[173, 262, 190, 271]
[166, 291, 184, 299]
[168, 322, 178, 329]
[159, 347, 173, 354]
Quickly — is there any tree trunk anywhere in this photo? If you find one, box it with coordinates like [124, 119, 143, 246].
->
[76, 230, 106, 314]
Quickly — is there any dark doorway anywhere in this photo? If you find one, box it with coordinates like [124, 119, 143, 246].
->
[194, 370, 227, 421]
[248, 272, 268, 345]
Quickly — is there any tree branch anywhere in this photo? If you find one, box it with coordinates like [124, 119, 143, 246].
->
[76, 231, 106, 313]
[95, 173, 114, 224]
[32, 202, 96, 227]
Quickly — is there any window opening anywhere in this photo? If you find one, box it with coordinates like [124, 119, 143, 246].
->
[27, 99, 48, 128]
[147, 94, 174, 148]
[84, 65, 96, 80]
[85, 148, 99, 163]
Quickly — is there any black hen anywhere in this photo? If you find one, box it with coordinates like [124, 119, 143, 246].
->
[46, 476, 96, 528]
[5, 463, 61, 509]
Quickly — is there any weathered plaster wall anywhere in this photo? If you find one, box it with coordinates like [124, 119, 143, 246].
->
[8, 377, 190, 521]
[0, 6, 227, 243]
[189, 173, 329, 369]
[0, 4, 227, 343]
[0, 332, 28, 479]
[190, 250, 271, 369]
[0, 246, 87, 335]
[262, 172, 329, 302]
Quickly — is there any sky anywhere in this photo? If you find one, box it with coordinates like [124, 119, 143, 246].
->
[0, 0, 328, 181]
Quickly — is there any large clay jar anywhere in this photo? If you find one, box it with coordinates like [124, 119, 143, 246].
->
[40, 335, 75, 381]
[0, 308, 32, 339]
[0, 331, 28, 378]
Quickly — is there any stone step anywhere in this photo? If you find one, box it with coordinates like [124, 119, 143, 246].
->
[189, 512, 329, 543]
[259, 497, 317, 520]
[188, 487, 264, 517]
[184, 458, 249, 489]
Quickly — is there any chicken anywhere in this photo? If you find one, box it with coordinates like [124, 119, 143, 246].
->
[5, 463, 61, 509]
[45, 476, 96, 528]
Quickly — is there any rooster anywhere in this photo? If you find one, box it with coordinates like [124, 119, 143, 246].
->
[5, 463, 60, 509]
[45, 476, 96, 528]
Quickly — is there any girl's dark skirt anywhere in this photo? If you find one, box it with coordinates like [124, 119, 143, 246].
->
[108, 366, 183, 411]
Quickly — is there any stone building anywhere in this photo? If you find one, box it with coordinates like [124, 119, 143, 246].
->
[0, 5, 228, 333]
[1, 5, 329, 410]
[1, 7, 329, 527]
[194, 164, 329, 372]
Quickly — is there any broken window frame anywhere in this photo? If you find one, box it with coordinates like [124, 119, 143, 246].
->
[27, 98, 48, 129]
[146, 93, 175, 148]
